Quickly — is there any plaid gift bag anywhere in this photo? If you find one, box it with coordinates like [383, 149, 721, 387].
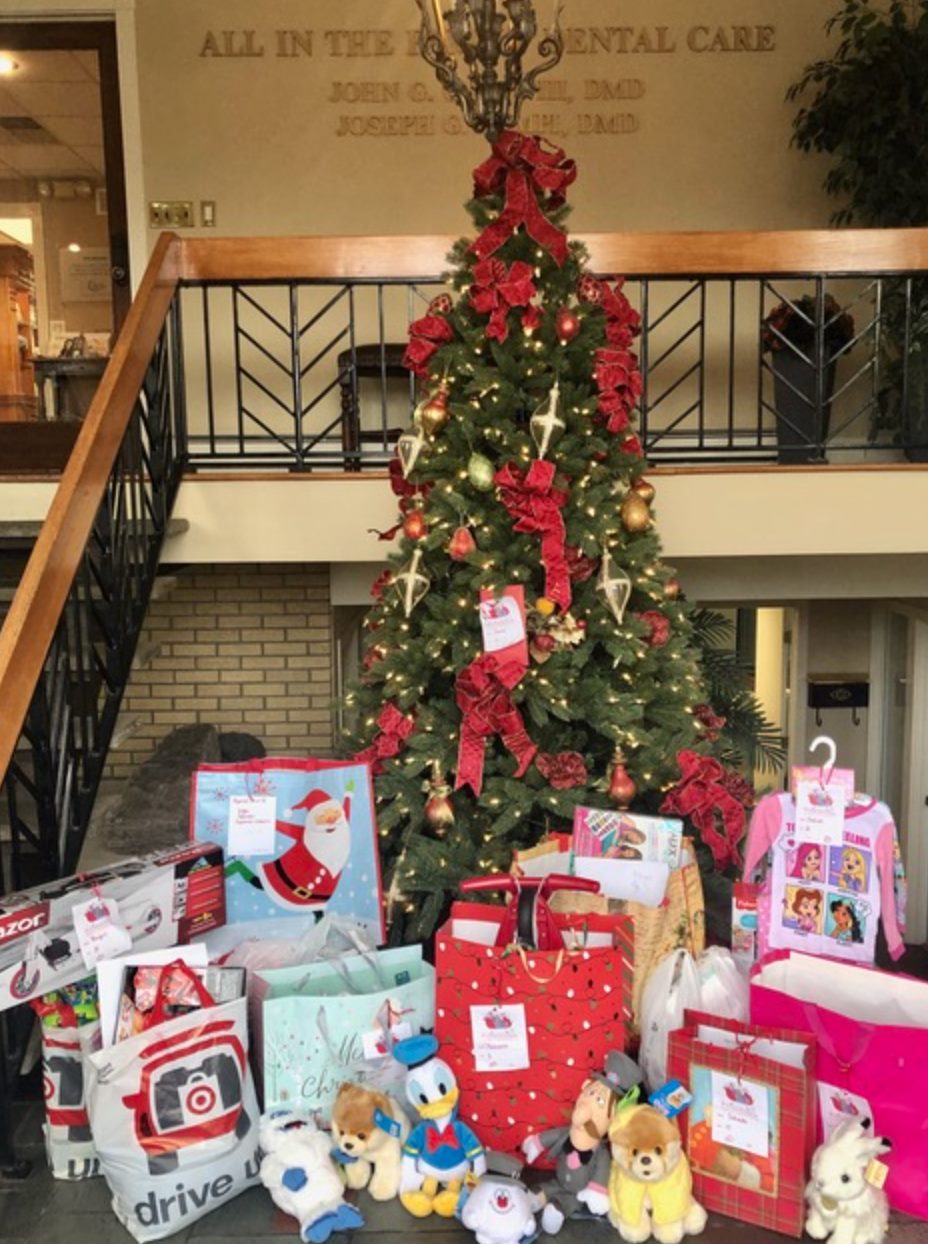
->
[435, 893, 633, 1158]
[668, 1009, 816, 1237]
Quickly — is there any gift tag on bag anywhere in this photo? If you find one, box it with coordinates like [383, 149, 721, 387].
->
[795, 779, 846, 838]
[710, 1071, 770, 1158]
[228, 794, 277, 855]
[818, 1083, 874, 1139]
[72, 896, 132, 969]
[470, 1004, 530, 1072]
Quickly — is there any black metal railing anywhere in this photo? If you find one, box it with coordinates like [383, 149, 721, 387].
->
[0, 297, 186, 894]
[174, 269, 928, 470]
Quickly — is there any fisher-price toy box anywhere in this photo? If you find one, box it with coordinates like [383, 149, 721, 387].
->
[0, 842, 225, 1011]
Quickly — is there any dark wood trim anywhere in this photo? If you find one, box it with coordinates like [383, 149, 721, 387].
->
[0, 20, 131, 330]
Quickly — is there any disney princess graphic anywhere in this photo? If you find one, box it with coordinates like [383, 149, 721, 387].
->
[790, 888, 823, 935]
[836, 847, 868, 893]
[829, 898, 864, 945]
[789, 842, 825, 883]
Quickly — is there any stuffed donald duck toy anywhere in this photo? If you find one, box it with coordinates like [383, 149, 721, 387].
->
[393, 1034, 487, 1218]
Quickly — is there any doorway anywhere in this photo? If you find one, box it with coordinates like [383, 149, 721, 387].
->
[0, 21, 128, 462]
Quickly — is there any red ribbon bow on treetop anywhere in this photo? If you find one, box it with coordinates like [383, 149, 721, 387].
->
[495, 460, 571, 612]
[471, 131, 577, 267]
[660, 748, 751, 871]
[469, 258, 537, 343]
[403, 312, 455, 378]
[455, 653, 537, 797]
[355, 702, 415, 775]
[425, 1123, 461, 1153]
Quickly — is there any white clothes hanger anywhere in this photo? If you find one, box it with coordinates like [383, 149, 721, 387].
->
[809, 734, 837, 785]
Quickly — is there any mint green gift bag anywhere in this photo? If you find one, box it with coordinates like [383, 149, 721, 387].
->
[253, 944, 435, 1114]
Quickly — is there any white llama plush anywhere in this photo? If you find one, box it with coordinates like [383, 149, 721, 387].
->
[805, 1119, 892, 1244]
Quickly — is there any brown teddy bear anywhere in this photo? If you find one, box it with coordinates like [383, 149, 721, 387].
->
[330, 1082, 409, 1201]
[608, 1104, 707, 1244]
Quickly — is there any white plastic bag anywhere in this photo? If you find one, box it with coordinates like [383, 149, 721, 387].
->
[639, 948, 702, 1089]
[197, 912, 375, 973]
[84, 995, 260, 1240]
[695, 946, 748, 1022]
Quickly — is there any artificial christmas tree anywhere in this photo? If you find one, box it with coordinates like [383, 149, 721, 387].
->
[346, 132, 769, 939]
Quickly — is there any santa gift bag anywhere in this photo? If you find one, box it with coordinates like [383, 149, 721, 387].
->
[750, 950, 928, 1220]
[84, 992, 260, 1241]
[434, 890, 633, 1158]
[190, 758, 383, 940]
[667, 1010, 816, 1238]
[256, 943, 435, 1114]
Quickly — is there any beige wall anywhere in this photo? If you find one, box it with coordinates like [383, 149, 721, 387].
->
[135, 0, 837, 240]
[804, 600, 872, 780]
[107, 563, 334, 777]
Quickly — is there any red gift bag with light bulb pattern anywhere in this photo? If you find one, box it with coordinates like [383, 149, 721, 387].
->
[434, 900, 633, 1157]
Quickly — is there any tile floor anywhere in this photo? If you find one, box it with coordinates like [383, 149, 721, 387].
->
[2, 1094, 927, 1244]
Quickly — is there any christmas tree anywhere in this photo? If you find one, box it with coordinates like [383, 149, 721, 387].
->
[347, 132, 767, 939]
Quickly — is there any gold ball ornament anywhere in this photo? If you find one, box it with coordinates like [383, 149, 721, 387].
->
[468, 452, 496, 491]
[633, 478, 656, 505]
[535, 596, 557, 618]
[620, 490, 652, 533]
[416, 386, 450, 438]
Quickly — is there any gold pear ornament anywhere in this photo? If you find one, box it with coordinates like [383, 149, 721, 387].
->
[620, 489, 651, 533]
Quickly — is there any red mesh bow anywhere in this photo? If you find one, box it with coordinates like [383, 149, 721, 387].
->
[594, 346, 643, 436]
[470, 258, 537, 343]
[660, 749, 750, 870]
[355, 703, 415, 775]
[636, 610, 671, 648]
[536, 750, 588, 790]
[495, 460, 571, 611]
[403, 313, 454, 378]
[471, 131, 577, 266]
[454, 654, 536, 797]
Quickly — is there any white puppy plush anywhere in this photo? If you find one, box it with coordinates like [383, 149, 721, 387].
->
[805, 1120, 891, 1244]
[258, 1108, 364, 1244]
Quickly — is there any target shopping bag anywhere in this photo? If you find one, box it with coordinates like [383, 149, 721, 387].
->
[84, 993, 260, 1241]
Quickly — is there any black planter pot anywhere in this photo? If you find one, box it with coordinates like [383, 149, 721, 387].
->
[771, 352, 836, 464]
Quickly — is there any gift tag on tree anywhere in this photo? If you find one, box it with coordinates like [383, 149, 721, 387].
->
[72, 895, 132, 969]
[470, 1004, 530, 1072]
[710, 1071, 770, 1157]
[479, 586, 528, 667]
[228, 793, 277, 855]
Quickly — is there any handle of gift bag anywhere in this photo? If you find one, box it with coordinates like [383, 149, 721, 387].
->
[801, 1002, 874, 1073]
[148, 960, 216, 1027]
[302, 948, 390, 996]
[461, 873, 600, 949]
[509, 944, 568, 984]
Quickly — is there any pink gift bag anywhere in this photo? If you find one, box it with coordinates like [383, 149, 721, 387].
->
[750, 950, 928, 1220]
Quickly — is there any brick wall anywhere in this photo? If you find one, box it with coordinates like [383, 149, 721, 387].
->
[107, 563, 334, 778]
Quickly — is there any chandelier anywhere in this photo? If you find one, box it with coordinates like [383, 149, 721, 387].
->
[415, 0, 565, 143]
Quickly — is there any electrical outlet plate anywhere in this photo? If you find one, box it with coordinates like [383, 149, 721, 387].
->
[148, 200, 195, 228]
[200, 200, 216, 227]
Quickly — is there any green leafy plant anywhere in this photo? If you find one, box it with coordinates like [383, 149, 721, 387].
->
[788, 1, 928, 449]
[788, 0, 928, 227]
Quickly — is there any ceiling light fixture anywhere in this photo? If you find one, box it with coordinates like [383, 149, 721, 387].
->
[414, 0, 564, 143]
[0, 55, 19, 76]
[67, 242, 81, 253]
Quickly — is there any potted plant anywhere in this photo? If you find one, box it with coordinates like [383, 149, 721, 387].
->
[762, 294, 855, 463]
[787, 0, 928, 457]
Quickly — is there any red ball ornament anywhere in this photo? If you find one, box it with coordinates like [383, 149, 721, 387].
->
[448, 525, 476, 560]
[608, 752, 637, 807]
[429, 293, 453, 315]
[403, 511, 428, 541]
[534, 632, 556, 652]
[556, 307, 581, 343]
[425, 791, 455, 833]
[578, 274, 604, 306]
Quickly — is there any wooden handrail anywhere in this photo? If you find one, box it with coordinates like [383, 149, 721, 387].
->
[180, 227, 928, 282]
[0, 232, 182, 786]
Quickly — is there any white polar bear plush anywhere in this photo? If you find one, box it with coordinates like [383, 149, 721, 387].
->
[805, 1120, 892, 1244]
[460, 1173, 544, 1244]
[258, 1108, 364, 1244]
